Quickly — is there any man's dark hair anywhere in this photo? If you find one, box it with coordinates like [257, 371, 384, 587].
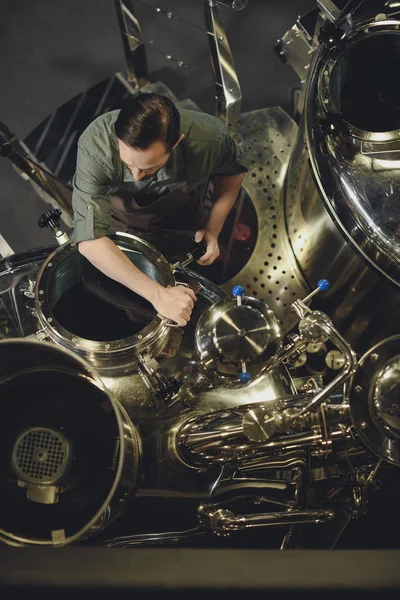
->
[114, 93, 181, 152]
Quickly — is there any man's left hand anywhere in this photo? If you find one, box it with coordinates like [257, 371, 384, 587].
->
[195, 230, 220, 266]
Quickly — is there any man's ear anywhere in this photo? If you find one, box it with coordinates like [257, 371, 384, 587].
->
[172, 133, 185, 149]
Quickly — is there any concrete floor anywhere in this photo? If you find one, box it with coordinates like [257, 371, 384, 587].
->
[0, 0, 315, 252]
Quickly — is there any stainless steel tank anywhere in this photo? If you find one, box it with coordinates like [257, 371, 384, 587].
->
[284, 3, 400, 349]
[0, 339, 141, 546]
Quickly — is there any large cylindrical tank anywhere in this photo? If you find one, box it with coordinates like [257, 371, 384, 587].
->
[284, 10, 400, 349]
[0, 339, 141, 546]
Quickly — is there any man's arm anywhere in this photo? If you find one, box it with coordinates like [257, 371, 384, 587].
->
[196, 172, 245, 266]
[78, 237, 196, 326]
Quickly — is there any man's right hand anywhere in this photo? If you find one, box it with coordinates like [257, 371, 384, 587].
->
[153, 285, 197, 326]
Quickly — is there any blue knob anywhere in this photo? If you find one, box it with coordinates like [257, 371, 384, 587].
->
[317, 279, 330, 292]
[239, 371, 251, 384]
[232, 285, 245, 297]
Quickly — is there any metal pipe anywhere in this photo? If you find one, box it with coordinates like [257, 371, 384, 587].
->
[293, 318, 357, 419]
[199, 504, 336, 535]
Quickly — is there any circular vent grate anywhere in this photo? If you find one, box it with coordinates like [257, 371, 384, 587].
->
[12, 427, 70, 485]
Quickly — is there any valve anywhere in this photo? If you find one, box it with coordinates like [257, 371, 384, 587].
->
[231, 285, 251, 384]
[38, 208, 70, 246]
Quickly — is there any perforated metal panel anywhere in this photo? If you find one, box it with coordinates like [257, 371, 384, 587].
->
[12, 427, 70, 485]
[222, 107, 309, 333]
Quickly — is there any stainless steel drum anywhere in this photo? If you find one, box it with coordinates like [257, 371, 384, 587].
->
[0, 339, 141, 546]
[35, 233, 175, 374]
[284, 13, 400, 348]
[350, 335, 400, 467]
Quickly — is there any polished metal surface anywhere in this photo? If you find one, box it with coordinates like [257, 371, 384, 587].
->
[0, 246, 55, 338]
[350, 335, 400, 467]
[198, 504, 336, 536]
[306, 20, 400, 286]
[0, 339, 142, 546]
[222, 107, 309, 332]
[195, 294, 283, 385]
[204, 0, 242, 136]
[35, 233, 174, 374]
[283, 11, 400, 347]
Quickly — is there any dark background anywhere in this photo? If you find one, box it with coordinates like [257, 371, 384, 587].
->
[0, 0, 315, 252]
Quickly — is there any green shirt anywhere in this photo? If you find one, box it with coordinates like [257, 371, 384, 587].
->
[72, 109, 247, 243]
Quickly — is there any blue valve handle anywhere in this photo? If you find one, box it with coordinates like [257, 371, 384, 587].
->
[317, 279, 330, 292]
[302, 279, 330, 304]
[232, 285, 245, 297]
[239, 371, 251, 384]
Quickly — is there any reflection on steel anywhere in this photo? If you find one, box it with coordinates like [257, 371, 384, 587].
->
[198, 504, 336, 536]
[34, 233, 174, 374]
[214, 0, 248, 11]
[115, 0, 149, 88]
[282, 3, 400, 349]
[0, 339, 141, 546]
[204, 0, 242, 136]
[0, 234, 14, 259]
[350, 335, 400, 467]
[2, 0, 400, 550]
[317, 0, 341, 23]
[221, 108, 309, 332]
[195, 294, 283, 385]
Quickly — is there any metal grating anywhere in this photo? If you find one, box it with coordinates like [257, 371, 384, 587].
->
[12, 427, 69, 485]
[222, 107, 310, 333]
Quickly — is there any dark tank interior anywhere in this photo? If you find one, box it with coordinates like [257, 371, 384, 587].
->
[51, 249, 158, 341]
[330, 32, 400, 132]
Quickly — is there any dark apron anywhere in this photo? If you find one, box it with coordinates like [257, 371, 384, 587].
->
[110, 178, 208, 261]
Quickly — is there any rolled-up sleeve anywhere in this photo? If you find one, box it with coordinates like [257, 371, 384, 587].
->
[212, 133, 248, 176]
[72, 145, 113, 243]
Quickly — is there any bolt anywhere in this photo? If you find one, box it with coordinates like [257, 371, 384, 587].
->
[219, 36, 224, 41]
[385, 448, 391, 456]
[72, 337, 77, 342]
[138, 334, 143, 339]
[360, 421, 368, 430]
[355, 385, 362, 393]
[47, 263, 52, 267]
[39, 290, 44, 295]
[324, 98, 329, 104]
[105, 344, 110, 349]
[157, 258, 162, 262]
[47, 317, 52, 323]
[370, 353, 379, 361]
[324, 70, 328, 76]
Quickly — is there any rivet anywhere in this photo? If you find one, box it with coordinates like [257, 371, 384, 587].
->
[361, 421, 368, 430]
[47, 317, 52, 323]
[157, 258, 162, 262]
[370, 353, 378, 361]
[219, 36, 224, 41]
[324, 98, 329, 104]
[355, 385, 362, 393]
[72, 337, 77, 342]
[105, 344, 110, 349]
[324, 70, 328, 76]
[385, 448, 391, 456]
[47, 263, 52, 267]
[39, 290, 44, 295]
[138, 334, 143, 339]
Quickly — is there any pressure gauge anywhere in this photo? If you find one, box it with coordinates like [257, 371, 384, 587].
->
[325, 349, 345, 371]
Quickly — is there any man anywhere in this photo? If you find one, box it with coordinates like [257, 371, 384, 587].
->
[72, 93, 246, 326]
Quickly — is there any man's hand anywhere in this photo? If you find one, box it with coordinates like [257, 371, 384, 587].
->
[195, 230, 220, 266]
[153, 285, 197, 326]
